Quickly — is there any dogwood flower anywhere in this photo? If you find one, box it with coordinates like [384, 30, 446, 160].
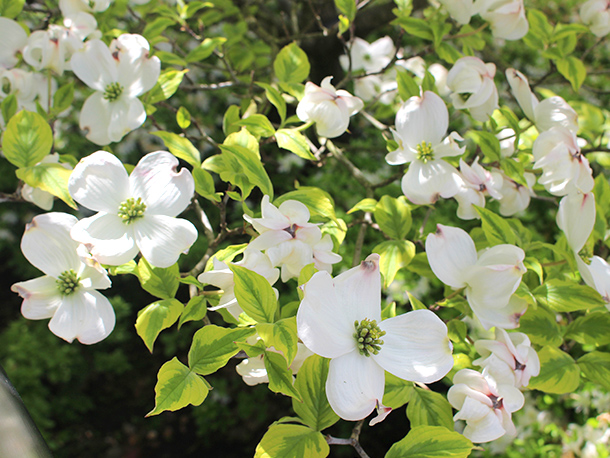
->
[580, 0, 610, 37]
[70, 34, 161, 145]
[473, 328, 540, 388]
[244, 195, 341, 281]
[447, 56, 498, 122]
[59, 0, 112, 17]
[426, 224, 526, 330]
[0, 18, 28, 69]
[496, 169, 536, 216]
[506, 68, 578, 133]
[236, 342, 313, 386]
[448, 368, 525, 443]
[577, 256, 610, 309]
[198, 250, 279, 319]
[296, 76, 363, 138]
[386, 91, 464, 205]
[11, 212, 115, 344]
[438, 0, 476, 25]
[0, 68, 53, 115]
[475, 0, 529, 40]
[556, 192, 595, 253]
[68, 150, 197, 268]
[297, 253, 454, 425]
[532, 126, 594, 196]
[454, 158, 503, 220]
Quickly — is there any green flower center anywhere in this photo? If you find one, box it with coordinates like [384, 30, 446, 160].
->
[103, 82, 124, 101]
[56, 269, 80, 296]
[118, 197, 147, 224]
[354, 318, 386, 357]
[416, 141, 434, 162]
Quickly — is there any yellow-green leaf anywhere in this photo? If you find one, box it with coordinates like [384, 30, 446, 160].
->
[528, 346, 580, 394]
[3, 110, 53, 168]
[135, 299, 183, 352]
[254, 424, 329, 458]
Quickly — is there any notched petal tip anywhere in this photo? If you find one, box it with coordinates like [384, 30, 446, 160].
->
[369, 400, 392, 426]
[361, 253, 380, 270]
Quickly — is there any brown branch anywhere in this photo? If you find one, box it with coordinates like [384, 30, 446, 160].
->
[326, 419, 370, 458]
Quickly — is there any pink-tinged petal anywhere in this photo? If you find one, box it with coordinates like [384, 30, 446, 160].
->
[374, 310, 453, 383]
[470, 294, 527, 330]
[337, 91, 364, 116]
[69, 150, 129, 212]
[278, 200, 310, 225]
[244, 195, 291, 233]
[496, 384, 525, 413]
[579, 256, 610, 304]
[402, 160, 462, 205]
[20, 212, 81, 277]
[248, 230, 293, 251]
[426, 224, 477, 288]
[453, 395, 493, 423]
[113, 34, 160, 97]
[71, 213, 138, 266]
[107, 96, 146, 143]
[70, 39, 117, 91]
[48, 290, 115, 344]
[12, 276, 62, 319]
[133, 214, 197, 268]
[462, 408, 505, 443]
[129, 151, 195, 217]
[295, 225, 322, 246]
[297, 271, 356, 358]
[505, 68, 538, 121]
[334, 253, 382, 323]
[395, 91, 448, 148]
[326, 351, 384, 421]
[369, 401, 393, 426]
[557, 192, 595, 253]
[79, 92, 113, 146]
[534, 97, 578, 133]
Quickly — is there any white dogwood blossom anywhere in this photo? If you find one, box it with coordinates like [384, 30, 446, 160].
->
[0, 68, 53, 115]
[296, 76, 363, 138]
[580, 0, 610, 37]
[438, 0, 476, 25]
[506, 68, 578, 133]
[11, 212, 115, 344]
[448, 368, 525, 443]
[0, 18, 28, 69]
[70, 34, 160, 145]
[496, 169, 536, 216]
[59, 0, 112, 16]
[297, 254, 454, 425]
[68, 150, 197, 268]
[244, 195, 341, 281]
[473, 328, 540, 388]
[386, 91, 464, 205]
[236, 342, 313, 386]
[475, 0, 529, 40]
[447, 56, 498, 122]
[577, 256, 610, 309]
[454, 158, 503, 220]
[426, 224, 527, 330]
[556, 191, 596, 253]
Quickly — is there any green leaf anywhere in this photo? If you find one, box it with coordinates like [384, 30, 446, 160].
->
[435, 42, 462, 64]
[136, 258, 180, 300]
[52, 82, 74, 115]
[552, 23, 589, 41]
[178, 296, 207, 329]
[527, 9, 553, 43]
[406, 387, 454, 430]
[142, 17, 175, 39]
[518, 306, 563, 347]
[347, 198, 377, 214]
[565, 311, 610, 346]
[528, 346, 580, 394]
[154, 51, 187, 67]
[0, 0, 24, 17]
[237, 114, 276, 137]
[393, 17, 433, 41]
[264, 351, 302, 401]
[408, 292, 428, 311]
[447, 320, 468, 343]
[578, 351, 610, 391]
[293, 355, 339, 431]
[374, 240, 416, 287]
[135, 299, 183, 352]
[275, 129, 316, 160]
[186, 37, 227, 62]
[147, 357, 210, 416]
[396, 68, 421, 101]
[193, 167, 221, 202]
[3, 110, 53, 168]
[474, 206, 517, 246]
[500, 158, 528, 187]
[257, 318, 298, 365]
[467, 131, 501, 162]
[203, 244, 248, 272]
[176, 106, 191, 129]
[152, 131, 201, 168]
[16, 163, 76, 209]
[188, 325, 255, 375]
[334, 0, 356, 22]
[533, 279, 606, 312]
[385, 426, 473, 458]
[218, 144, 274, 199]
[274, 43, 310, 84]
[1, 93, 18, 123]
[374, 195, 412, 240]
[223, 105, 241, 135]
[254, 424, 329, 458]
[556, 56, 587, 92]
[383, 372, 414, 409]
[146, 69, 188, 104]
[257, 82, 287, 125]
[229, 264, 278, 323]
[274, 187, 337, 224]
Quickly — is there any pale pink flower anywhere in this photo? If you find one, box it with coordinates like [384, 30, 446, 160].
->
[556, 192, 596, 253]
[447, 56, 498, 122]
[454, 158, 503, 220]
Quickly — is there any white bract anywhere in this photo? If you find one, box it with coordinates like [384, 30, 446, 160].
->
[532, 126, 594, 196]
[556, 191, 596, 253]
[496, 169, 536, 217]
[448, 368, 525, 443]
[297, 254, 454, 425]
[580, 0, 610, 37]
[475, 0, 529, 40]
[426, 224, 527, 330]
[473, 328, 540, 388]
[386, 91, 464, 205]
[59, 0, 112, 16]
[0, 68, 53, 115]
[11, 212, 115, 344]
[244, 195, 341, 281]
[438, 0, 477, 25]
[506, 68, 579, 133]
[198, 250, 279, 319]
[0, 18, 28, 69]
[68, 150, 197, 268]
[236, 342, 313, 386]
[577, 256, 610, 309]
[454, 158, 503, 220]
[296, 76, 363, 138]
[447, 56, 498, 122]
[70, 34, 161, 145]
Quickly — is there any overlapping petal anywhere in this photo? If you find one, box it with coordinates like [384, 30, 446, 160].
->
[11, 276, 63, 320]
[395, 91, 448, 148]
[134, 215, 198, 268]
[425, 224, 477, 288]
[71, 39, 118, 91]
[557, 191, 595, 253]
[402, 160, 462, 205]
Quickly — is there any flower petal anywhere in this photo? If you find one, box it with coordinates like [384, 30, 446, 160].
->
[425, 224, 477, 288]
[133, 214, 198, 268]
[334, 253, 382, 323]
[278, 200, 310, 226]
[70, 39, 117, 91]
[395, 91, 448, 148]
[556, 191, 595, 253]
[129, 151, 195, 217]
[69, 150, 130, 213]
[12, 276, 62, 319]
[401, 160, 462, 205]
[107, 96, 146, 143]
[470, 294, 527, 330]
[326, 351, 384, 421]
[374, 310, 453, 383]
[78, 92, 113, 146]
